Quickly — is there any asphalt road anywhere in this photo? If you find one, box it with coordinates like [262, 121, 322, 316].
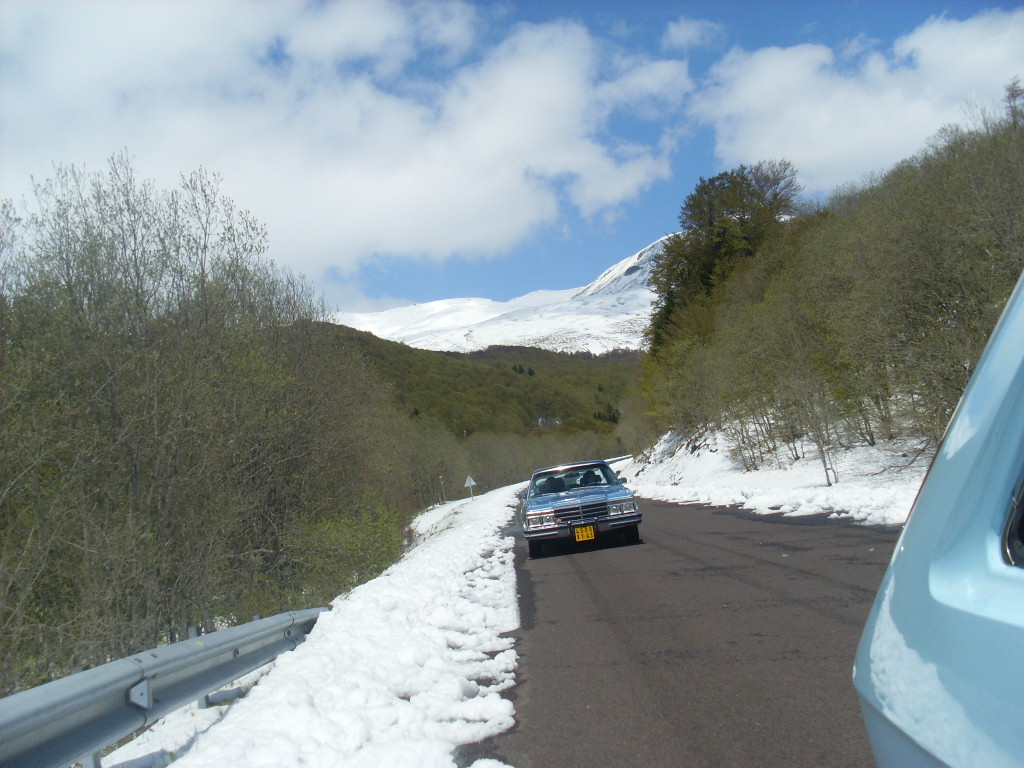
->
[459, 499, 901, 768]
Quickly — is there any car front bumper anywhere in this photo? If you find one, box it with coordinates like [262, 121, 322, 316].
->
[522, 511, 642, 541]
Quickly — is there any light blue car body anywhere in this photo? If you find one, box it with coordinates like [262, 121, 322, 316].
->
[854, 271, 1024, 768]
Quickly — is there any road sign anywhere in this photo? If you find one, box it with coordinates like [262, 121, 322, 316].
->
[465, 475, 477, 498]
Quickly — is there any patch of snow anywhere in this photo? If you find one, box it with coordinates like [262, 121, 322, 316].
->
[621, 430, 927, 527]
[573, 236, 672, 300]
[332, 237, 671, 354]
[106, 487, 521, 768]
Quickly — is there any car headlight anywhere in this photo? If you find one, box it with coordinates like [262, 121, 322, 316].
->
[526, 512, 556, 529]
[609, 500, 637, 516]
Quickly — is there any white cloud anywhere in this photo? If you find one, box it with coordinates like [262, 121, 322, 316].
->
[596, 56, 692, 119]
[892, 10, 1024, 98]
[0, 1, 688, 305]
[688, 8, 1024, 194]
[661, 16, 723, 52]
[284, 0, 477, 77]
[9, 2, 1016, 308]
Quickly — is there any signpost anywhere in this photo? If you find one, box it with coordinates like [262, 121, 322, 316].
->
[464, 475, 477, 499]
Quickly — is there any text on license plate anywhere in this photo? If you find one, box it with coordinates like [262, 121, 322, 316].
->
[574, 525, 596, 542]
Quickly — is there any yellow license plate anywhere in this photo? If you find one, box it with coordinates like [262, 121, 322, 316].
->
[574, 525, 596, 542]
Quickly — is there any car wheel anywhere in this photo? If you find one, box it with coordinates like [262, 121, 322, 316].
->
[528, 539, 544, 558]
[622, 525, 640, 545]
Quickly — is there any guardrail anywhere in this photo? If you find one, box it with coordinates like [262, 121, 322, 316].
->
[0, 607, 327, 768]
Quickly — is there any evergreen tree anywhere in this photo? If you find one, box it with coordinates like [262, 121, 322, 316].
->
[646, 160, 800, 355]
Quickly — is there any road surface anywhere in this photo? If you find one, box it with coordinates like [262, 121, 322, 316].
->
[460, 499, 900, 767]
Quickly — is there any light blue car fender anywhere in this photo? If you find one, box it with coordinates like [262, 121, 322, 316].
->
[854, 270, 1024, 768]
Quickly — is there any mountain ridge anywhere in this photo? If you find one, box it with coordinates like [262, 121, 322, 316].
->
[332, 235, 671, 354]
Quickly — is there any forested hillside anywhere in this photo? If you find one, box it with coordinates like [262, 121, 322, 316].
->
[0, 158, 631, 694]
[334, 325, 639, 435]
[642, 83, 1024, 483]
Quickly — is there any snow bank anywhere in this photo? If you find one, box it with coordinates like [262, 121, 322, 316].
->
[106, 486, 522, 768]
[622, 431, 928, 527]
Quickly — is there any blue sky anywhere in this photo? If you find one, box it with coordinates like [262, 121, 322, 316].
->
[3, 1, 1023, 311]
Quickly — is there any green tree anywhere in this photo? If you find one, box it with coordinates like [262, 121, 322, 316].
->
[646, 160, 800, 356]
[641, 90, 1023, 482]
[0, 156, 440, 692]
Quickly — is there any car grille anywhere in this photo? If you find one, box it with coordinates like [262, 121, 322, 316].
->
[553, 499, 609, 524]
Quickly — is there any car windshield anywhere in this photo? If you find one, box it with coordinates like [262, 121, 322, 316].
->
[529, 464, 617, 496]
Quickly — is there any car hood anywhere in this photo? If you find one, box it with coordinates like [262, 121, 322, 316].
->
[524, 485, 633, 511]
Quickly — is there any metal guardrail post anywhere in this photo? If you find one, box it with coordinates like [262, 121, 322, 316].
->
[0, 607, 326, 768]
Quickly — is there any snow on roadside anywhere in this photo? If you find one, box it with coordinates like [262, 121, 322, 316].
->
[106, 485, 522, 768]
[621, 431, 928, 527]
[103, 429, 922, 767]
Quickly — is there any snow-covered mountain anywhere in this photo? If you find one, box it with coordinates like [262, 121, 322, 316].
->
[332, 235, 671, 354]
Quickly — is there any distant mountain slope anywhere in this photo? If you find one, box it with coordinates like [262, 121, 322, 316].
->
[333, 236, 671, 353]
[327, 323, 641, 436]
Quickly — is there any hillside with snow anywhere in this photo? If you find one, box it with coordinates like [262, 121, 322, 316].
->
[333, 236, 671, 354]
[623, 431, 926, 527]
